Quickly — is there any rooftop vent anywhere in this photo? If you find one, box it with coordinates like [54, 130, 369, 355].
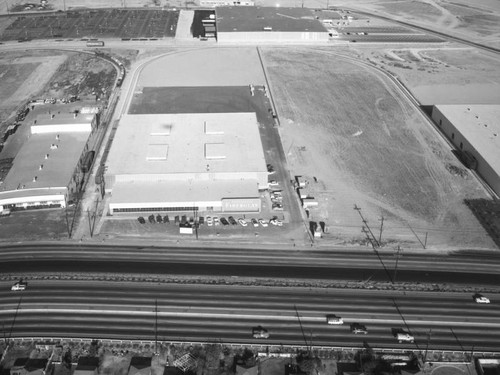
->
[39, 164, 43, 170]
[33, 176, 37, 182]
[45, 154, 49, 159]
[56, 134, 60, 140]
[50, 144, 58, 149]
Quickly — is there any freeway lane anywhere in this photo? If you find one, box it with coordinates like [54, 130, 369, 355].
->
[2, 259, 500, 286]
[0, 281, 499, 351]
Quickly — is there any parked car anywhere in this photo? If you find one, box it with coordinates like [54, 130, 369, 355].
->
[228, 216, 237, 225]
[350, 323, 368, 334]
[137, 216, 146, 224]
[270, 218, 279, 226]
[272, 203, 283, 211]
[213, 216, 220, 226]
[206, 216, 213, 226]
[11, 280, 27, 291]
[252, 326, 269, 339]
[220, 217, 229, 226]
[156, 214, 163, 223]
[473, 293, 490, 304]
[238, 218, 248, 227]
[251, 218, 259, 227]
[269, 180, 279, 186]
[148, 215, 155, 223]
[198, 216, 204, 225]
[258, 219, 268, 227]
[163, 215, 170, 223]
[174, 215, 180, 224]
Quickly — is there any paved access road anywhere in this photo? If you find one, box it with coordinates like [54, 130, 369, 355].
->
[1, 280, 498, 352]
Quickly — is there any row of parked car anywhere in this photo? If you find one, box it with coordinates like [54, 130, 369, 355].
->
[137, 214, 284, 227]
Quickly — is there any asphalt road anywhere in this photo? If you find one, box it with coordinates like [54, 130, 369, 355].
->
[1, 280, 498, 352]
[1, 244, 500, 286]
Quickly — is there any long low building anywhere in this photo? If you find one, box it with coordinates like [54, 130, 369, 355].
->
[105, 112, 268, 215]
[215, 6, 329, 43]
[432, 104, 500, 197]
[0, 112, 97, 213]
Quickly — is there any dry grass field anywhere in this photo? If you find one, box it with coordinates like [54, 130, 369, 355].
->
[261, 46, 495, 250]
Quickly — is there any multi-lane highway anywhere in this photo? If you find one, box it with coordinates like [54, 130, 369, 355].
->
[0, 279, 498, 351]
[0, 244, 499, 351]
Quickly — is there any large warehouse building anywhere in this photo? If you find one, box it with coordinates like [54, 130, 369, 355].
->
[105, 112, 268, 215]
[432, 105, 500, 197]
[215, 6, 328, 43]
[0, 112, 97, 213]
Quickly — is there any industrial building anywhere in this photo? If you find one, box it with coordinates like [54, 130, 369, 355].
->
[432, 105, 500, 197]
[215, 7, 328, 43]
[105, 112, 268, 215]
[0, 112, 97, 213]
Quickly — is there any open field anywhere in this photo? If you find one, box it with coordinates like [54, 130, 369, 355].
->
[261, 46, 495, 250]
[350, 46, 500, 105]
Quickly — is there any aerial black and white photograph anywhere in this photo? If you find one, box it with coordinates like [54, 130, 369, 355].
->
[0, 0, 499, 373]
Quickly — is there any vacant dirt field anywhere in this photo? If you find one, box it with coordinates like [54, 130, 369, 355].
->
[353, 46, 500, 105]
[261, 47, 495, 250]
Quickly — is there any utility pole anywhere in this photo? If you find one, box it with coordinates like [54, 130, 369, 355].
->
[354, 204, 379, 247]
[378, 216, 384, 245]
[294, 305, 311, 356]
[154, 299, 158, 354]
[394, 246, 401, 283]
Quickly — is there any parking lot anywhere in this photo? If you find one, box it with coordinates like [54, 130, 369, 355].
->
[0, 9, 179, 41]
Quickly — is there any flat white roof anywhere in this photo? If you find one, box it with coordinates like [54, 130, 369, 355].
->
[435, 104, 500, 174]
[107, 112, 267, 176]
[0, 132, 89, 198]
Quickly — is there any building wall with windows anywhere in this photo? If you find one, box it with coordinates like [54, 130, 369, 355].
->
[432, 105, 500, 197]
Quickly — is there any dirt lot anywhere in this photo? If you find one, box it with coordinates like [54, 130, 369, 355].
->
[350, 46, 500, 105]
[260, 46, 496, 250]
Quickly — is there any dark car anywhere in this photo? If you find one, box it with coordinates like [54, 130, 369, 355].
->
[220, 217, 229, 226]
[174, 215, 180, 224]
[350, 323, 368, 334]
[137, 216, 146, 224]
[228, 216, 237, 225]
[181, 215, 187, 224]
[163, 215, 170, 224]
[198, 216, 204, 225]
[156, 214, 163, 223]
[148, 215, 155, 223]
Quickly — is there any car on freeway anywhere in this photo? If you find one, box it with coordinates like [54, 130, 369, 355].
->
[238, 218, 248, 227]
[396, 332, 414, 343]
[11, 280, 28, 291]
[206, 216, 213, 226]
[213, 216, 220, 226]
[473, 293, 490, 304]
[251, 218, 259, 227]
[137, 216, 146, 224]
[252, 326, 269, 339]
[350, 323, 368, 334]
[228, 216, 237, 225]
[258, 219, 268, 227]
[220, 217, 229, 226]
[326, 314, 344, 325]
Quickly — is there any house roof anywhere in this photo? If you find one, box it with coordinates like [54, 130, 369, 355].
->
[76, 357, 99, 370]
[25, 358, 48, 372]
[12, 358, 29, 368]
